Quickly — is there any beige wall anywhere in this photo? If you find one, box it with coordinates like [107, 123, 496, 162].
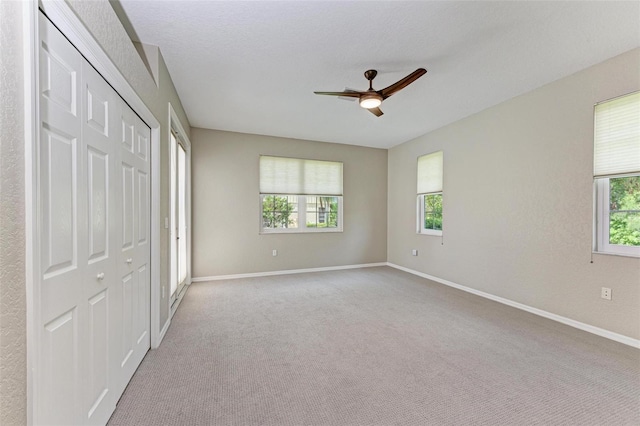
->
[191, 129, 388, 277]
[0, 1, 190, 423]
[388, 48, 640, 340]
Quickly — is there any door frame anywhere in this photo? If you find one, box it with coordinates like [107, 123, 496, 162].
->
[168, 103, 192, 314]
[24, 1, 164, 423]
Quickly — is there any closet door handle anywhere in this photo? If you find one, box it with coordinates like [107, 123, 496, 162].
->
[96, 272, 105, 281]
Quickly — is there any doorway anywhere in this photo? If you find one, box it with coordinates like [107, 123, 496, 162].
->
[170, 127, 191, 309]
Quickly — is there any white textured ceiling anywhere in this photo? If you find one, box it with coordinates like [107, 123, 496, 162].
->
[117, 1, 640, 149]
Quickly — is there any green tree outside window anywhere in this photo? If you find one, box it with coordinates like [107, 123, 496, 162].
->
[609, 176, 640, 246]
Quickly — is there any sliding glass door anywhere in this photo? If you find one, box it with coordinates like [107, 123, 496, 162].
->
[177, 143, 187, 285]
[170, 131, 189, 305]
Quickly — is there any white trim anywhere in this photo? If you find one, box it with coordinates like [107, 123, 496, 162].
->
[169, 103, 190, 145]
[157, 317, 171, 344]
[170, 282, 189, 318]
[592, 250, 640, 259]
[169, 102, 192, 285]
[193, 261, 640, 348]
[417, 193, 443, 236]
[592, 179, 598, 254]
[168, 104, 192, 301]
[150, 124, 162, 349]
[594, 177, 640, 258]
[24, 1, 39, 424]
[192, 262, 387, 282]
[387, 263, 640, 349]
[260, 194, 344, 234]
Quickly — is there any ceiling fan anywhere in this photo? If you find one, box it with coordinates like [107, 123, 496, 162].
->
[314, 68, 427, 117]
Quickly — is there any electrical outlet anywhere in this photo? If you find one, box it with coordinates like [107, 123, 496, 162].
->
[272, 249, 277, 257]
[162, 286, 165, 299]
[601, 287, 612, 300]
[411, 249, 418, 256]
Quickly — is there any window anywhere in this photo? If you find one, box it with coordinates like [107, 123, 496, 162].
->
[262, 195, 298, 229]
[417, 151, 443, 235]
[422, 193, 443, 231]
[260, 156, 343, 233]
[305, 196, 340, 228]
[594, 92, 640, 257]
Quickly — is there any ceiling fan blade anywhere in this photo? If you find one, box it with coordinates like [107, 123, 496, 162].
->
[368, 107, 384, 117]
[380, 68, 427, 99]
[339, 87, 359, 102]
[314, 91, 362, 98]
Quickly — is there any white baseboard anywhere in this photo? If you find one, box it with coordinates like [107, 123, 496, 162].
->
[191, 262, 387, 282]
[154, 281, 192, 348]
[192, 261, 638, 348]
[387, 263, 640, 349]
[154, 318, 171, 349]
[170, 281, 189, 318]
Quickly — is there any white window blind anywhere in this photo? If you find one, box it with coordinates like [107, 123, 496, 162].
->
[417, 151, 443, 194]
[594, 91, 640, 177]
[260, 156, 343, 195]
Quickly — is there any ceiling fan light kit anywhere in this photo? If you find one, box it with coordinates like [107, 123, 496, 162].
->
[314, 68, 427, 117]
[359, 93, 382, 109]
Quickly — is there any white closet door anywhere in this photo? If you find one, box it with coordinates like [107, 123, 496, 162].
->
[116, 102, 151, 395]
[81, 59, 119, 424]
[37, 14, 85, 425]
[37, 13, 151, 425]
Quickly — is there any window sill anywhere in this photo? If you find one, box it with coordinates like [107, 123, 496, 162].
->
[260, 228, 343, 235]
[592, 250, 640, 259]
[418, 230, 443, 237]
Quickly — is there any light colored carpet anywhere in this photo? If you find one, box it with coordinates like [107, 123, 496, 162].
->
[107, 267, 640, 425]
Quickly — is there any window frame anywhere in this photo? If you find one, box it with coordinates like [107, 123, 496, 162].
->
[417, 192, 443, 236]
[594, 176, 640, 257]
[260, 194, 344, 234]
[416, 150, 444, 237]
[593, 91, 640, 258]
